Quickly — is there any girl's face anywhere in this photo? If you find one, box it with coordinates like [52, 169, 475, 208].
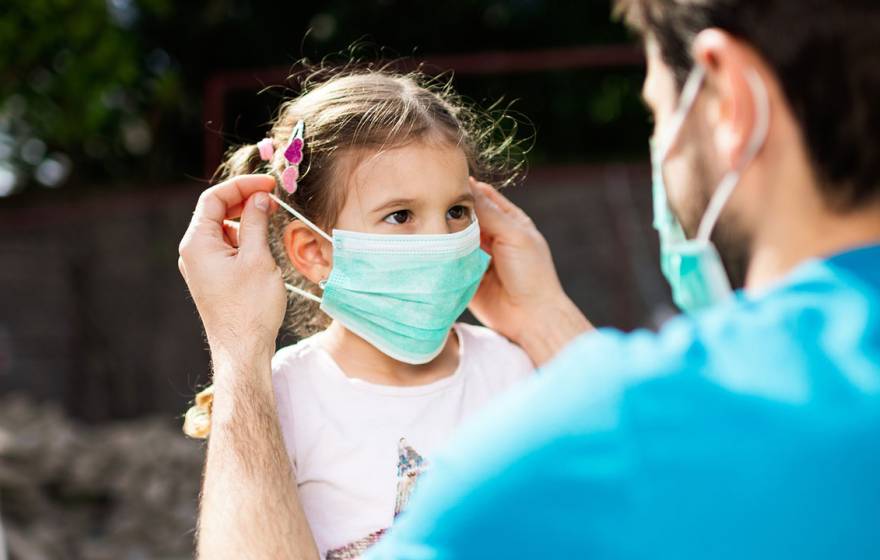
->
[282, 138, 476, 287]
[333, 139, 474, 235]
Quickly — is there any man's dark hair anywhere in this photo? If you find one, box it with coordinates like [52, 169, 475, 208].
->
[615, 0, 880, 210]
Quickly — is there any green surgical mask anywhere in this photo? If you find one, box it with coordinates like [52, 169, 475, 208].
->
[269, 194, 490, 364]
[650, 65, 770, 314]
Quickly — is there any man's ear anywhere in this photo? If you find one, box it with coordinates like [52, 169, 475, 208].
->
[283, 221, 333, 284]
[692, 29, 768, 169]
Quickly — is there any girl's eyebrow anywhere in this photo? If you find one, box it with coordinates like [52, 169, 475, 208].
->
[452, 193, 476, 205]
[371, 197, 418, 214]
[371, 193, 475, 214]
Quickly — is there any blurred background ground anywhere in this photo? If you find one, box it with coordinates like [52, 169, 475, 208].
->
[0, 1, 673, 558]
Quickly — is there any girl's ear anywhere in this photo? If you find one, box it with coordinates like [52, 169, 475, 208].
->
[283, 221, 333, 284]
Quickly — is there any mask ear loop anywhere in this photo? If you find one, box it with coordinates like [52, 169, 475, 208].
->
[696, 68, 771, 243]
[284, 282, 323, 303]
[267, 192, 332, 304]
[655, 65, 707, 163]
[268, 193, 333, 243]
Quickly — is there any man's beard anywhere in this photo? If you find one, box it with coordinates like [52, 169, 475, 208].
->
[675, 144, 752, 291]
[713, 214, 750, 290]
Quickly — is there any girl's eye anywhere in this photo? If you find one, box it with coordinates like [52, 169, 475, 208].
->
[383, 210, 411, 225]
[447, 205, 470, 221]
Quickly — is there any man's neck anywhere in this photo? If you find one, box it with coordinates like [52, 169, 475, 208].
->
[318, 320, 461, 387]
[746, 198, 880, 292]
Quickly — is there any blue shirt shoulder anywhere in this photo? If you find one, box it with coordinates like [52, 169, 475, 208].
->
[367, 245, 880, 559]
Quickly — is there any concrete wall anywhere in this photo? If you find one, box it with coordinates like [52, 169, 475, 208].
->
[0, 162, 673, 421]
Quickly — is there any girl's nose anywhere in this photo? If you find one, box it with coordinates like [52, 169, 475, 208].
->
[421, 216, 454, 235]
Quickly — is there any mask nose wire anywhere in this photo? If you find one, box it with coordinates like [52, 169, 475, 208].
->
[695, 68, 771, 243]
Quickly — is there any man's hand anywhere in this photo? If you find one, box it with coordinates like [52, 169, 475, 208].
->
[469, 179, 592, 366]
[177, 174, 286, 364]
[178, 175, 319, 560]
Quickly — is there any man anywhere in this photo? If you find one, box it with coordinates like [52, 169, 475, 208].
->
[178, 0, 880, 558]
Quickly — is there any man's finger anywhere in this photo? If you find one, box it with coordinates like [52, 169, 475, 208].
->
[178, 256, 188, 282]
[225, 203, 245, 221]
[470, 179, 530, 222]
[238, 192, 271, 260]
[223, 220, 241, 248]
[192, 174, 276, 229]
[181, 174, 276, 256]
[473, 180, 529, 240]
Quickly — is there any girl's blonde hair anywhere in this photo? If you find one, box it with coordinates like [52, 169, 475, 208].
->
[184, 66, 526, 439]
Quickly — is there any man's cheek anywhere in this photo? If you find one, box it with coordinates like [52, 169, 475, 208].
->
[664, 158, 689, 217]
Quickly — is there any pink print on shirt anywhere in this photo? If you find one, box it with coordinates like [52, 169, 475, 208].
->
[325, 438, 428, 560]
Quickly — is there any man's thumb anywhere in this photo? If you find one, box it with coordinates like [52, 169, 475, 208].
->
[238, 192, 271, 256]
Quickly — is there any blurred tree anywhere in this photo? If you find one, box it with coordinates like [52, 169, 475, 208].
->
[0, 0, 185, 196]
[0, 0, 645, 198]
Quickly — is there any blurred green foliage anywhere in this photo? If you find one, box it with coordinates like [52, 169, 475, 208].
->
[0, 0, 648, 198]
[0, 0, 186, 195]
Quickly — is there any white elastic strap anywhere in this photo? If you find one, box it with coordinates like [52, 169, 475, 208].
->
[265, 193, 330, 303]
[284, 282, 322, 303]
[267, 192, 333, 243]
[222, 197, 325, 303]
[656, 65, 707, 163]
[696, 68, 771, 242]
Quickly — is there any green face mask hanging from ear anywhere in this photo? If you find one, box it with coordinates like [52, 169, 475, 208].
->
[650, 64, 770, 314]
[269, 194, 490, 364]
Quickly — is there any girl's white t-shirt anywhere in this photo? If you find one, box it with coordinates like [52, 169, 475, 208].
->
[271, 322, 534, 559]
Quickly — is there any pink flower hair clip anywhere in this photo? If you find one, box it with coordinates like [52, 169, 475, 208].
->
[280, 120, 305, 194]
[256, 120, 305, 194]
[256, 138, 275, 162]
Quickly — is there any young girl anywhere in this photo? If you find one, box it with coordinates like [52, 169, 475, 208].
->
[184, 69, 534, 559]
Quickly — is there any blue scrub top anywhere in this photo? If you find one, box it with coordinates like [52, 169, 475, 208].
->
[365, 243, 880, 559]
